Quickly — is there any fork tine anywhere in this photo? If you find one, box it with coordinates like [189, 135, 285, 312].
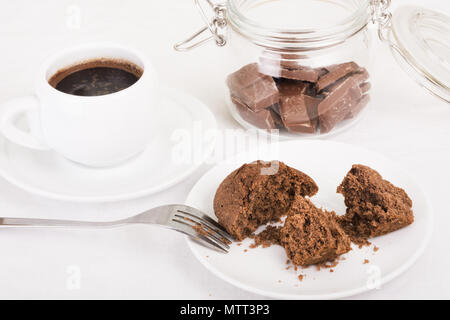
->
[175, 228, 228, 253]
[200, 215, 234, 241]
[173, 213, 231, 248]
[174, 216, 231, 251]
[174, 209, 229, 238]
[175, 205, 234, 242]
[172, 218, 229, 253]
[175, 213, 233, 246]
[194, 234, 228, 253]
[177, 205, 228, 232]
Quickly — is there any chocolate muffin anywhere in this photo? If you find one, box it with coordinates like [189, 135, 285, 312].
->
[280, 197, 351, 266]
[337, 164, 414, 244]
[213, 161, 318, 240]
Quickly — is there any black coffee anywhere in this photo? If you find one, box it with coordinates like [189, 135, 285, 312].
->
[49, 59, 143, 96]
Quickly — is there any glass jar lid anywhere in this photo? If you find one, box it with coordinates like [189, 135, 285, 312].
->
[389, 6, 450, 102]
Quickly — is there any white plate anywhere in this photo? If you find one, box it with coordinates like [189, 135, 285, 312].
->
[0, 88, 216, 202]
[185, 140, 433, 299]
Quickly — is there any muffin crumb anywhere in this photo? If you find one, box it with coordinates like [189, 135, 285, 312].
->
[250, 225, 282, 248]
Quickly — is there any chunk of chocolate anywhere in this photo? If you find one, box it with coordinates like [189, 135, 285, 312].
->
[259, 53, 323, 82]
[304, 95, 322, 127]
[345, 94, 370, 119]
[277, 80, 318, 134]
[227, 63, 279, 112]
[270, 103, 281, 116]
[316, 62, 360, 92]
[343, 79, 371, 119]
[231, 96, 281, 130]
[318, 75, 362, 134]
[360, 82, 371, 94]
[352, 68, 370, 84]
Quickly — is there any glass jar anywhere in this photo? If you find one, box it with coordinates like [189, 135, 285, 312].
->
[175, 0, 450, 138]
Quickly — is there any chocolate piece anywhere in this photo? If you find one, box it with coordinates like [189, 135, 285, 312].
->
[277, 80, 318, 134]
[316, 62, 360, 92]
[303, 95, 322, 128]
[345, 94, 370, 119]
[353, 68, 370, 84]
[277, 81, 309, 121]
[284, 122, 315, 134]
[266, 104, 285, 128]
[343, 80, 371, 119]
[227, 63, 279, 112]
[271, 108, 284, 128]
[360, 82, 371, 94]
[278, 67, 322, 82]
[231, 96, 281, 130]
[270, 103, 281, 116]
[259, 53, 323, 82]
[349, 81, 364, 100]
[318, 75, 361, 133]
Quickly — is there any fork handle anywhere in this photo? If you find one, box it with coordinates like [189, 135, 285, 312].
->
[0, 217, 129, 229]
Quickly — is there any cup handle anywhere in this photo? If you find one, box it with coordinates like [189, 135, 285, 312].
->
[0, 96, 50, 150]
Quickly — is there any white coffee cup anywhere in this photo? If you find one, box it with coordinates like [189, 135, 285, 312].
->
[0, 43, 159, 167]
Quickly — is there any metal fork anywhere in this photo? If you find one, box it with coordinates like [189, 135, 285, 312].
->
[0, 204, 233, 253]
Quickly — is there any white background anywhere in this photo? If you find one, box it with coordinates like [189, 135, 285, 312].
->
[0, 0, 449, 299]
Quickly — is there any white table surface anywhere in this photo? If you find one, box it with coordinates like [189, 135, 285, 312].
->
[0, 0, 449, 299]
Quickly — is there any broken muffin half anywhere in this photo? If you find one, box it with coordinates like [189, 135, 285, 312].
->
[280, 197, 351, 266]
[337, 164, 414, 244]
[213, 161, 318, 241]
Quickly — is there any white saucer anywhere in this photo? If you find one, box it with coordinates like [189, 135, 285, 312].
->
[0, 88, 216, 202]
[185, 140, 433, 299]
